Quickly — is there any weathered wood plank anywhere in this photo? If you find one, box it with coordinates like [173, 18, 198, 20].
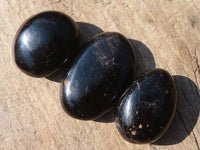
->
[0, 0, 199, 149]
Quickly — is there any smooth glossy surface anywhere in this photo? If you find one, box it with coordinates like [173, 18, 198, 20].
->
[115, 69, 177, 144]
[13, 11, 79, 77]
[60, 32, 136, 120]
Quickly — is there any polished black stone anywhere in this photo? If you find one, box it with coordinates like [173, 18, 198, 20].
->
[115, 69, 177, 144]
[60, 32, 136, 120]
[13, 11, 79, 77]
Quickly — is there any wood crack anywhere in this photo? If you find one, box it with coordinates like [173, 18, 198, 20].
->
[194, 48, 200, 89]
[177, 110, 190, 135]
[181, 88, 198, 116]
[192, 132, 200, 150]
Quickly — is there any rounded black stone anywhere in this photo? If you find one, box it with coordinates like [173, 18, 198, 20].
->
[115, 68, 177, 144]
[13, 11, 79, 77]
[60, 32, 136, 120]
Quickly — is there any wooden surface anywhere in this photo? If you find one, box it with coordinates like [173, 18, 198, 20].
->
[0, 0, 200, 149]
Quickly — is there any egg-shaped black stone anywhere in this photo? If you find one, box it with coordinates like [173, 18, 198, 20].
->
[60, 32, 136, 120]
[13, 11, 79, 77]
[115, 69, 177, 144]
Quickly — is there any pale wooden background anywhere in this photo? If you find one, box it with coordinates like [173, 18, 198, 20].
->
[0, 0, 200, 150]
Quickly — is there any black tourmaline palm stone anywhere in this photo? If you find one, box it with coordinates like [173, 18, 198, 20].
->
[13, 11, 79, 77]
[115, 69, 177, 144]
[60, 32, 136, 120]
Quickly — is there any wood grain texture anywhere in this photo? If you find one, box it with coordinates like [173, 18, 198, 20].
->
[0, 0, 199, 150]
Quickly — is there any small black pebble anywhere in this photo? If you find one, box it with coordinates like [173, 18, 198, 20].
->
[13, 11, 79, 77]
[60, 32, 136, 120]
[115, 68, 177, 144]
